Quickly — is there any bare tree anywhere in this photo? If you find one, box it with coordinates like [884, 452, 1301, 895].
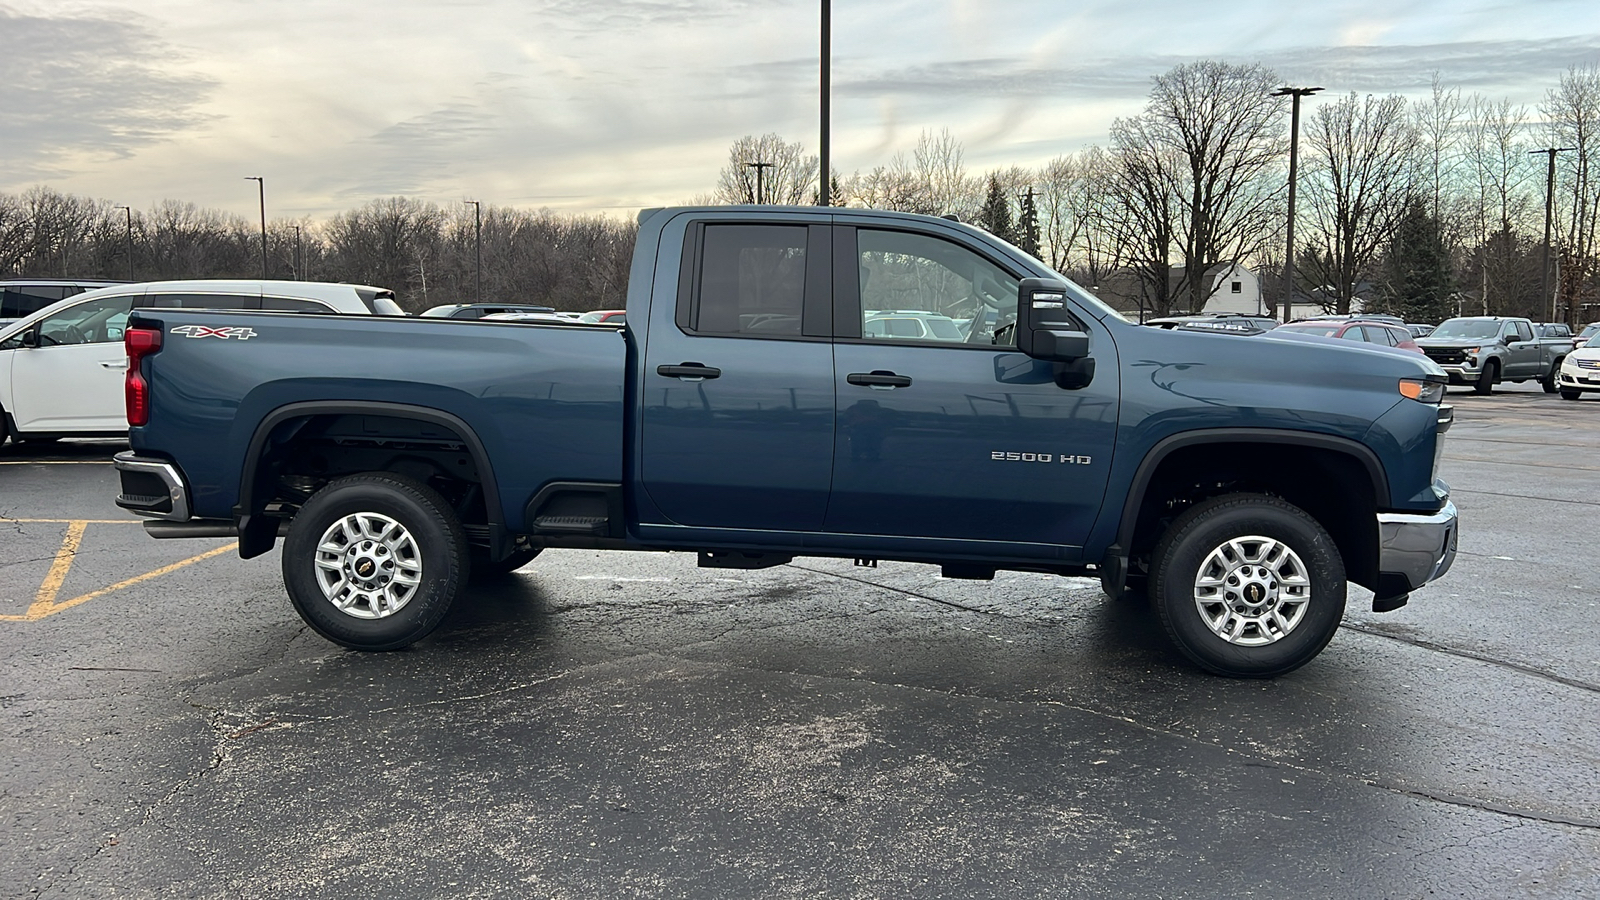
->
[1543, 64, 1600, 323]
[1413, 74, 1468, 239]
[714, 134, 818, 206]
[1299, 92, 1418, 314]
[1113, 61, 1287, 314]
[1465, 95, 1539, 314]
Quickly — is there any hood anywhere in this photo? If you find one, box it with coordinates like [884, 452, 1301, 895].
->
[1416, 336, 1495, 349]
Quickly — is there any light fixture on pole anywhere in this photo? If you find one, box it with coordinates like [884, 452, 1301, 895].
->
[464, 200, 482, 303]
[819, 0, 831, 206]
[244, 176, 267, 280]
[743, 161, 775, 205]
[1273, 86, 1322, 323]
[112, 205, 134, 281]
[1530, 147, 1574, 323]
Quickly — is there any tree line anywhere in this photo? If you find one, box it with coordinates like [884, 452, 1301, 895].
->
[713, 62, 1600, 325]
[0, 192, 636, 314]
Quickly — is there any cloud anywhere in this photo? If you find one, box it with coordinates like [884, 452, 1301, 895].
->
[0, 6, 217, 181]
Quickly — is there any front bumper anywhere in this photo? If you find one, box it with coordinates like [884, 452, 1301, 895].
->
[1374, 499, 1458, 609]
[1434, 364, 1480, 384]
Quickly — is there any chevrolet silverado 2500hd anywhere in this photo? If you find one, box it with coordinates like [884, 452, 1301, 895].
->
[112, 206, 1458, 677]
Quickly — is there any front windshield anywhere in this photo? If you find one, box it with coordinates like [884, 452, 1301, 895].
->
[1587, 334, 1600, 349]
[1430, 319, 1501, 340]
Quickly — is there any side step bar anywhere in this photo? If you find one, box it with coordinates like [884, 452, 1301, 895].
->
[144, 520, 288, 539]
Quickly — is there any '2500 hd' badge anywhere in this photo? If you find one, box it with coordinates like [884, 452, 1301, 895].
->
[170, 325, 258, 341]
[991, 451, 1092, 464]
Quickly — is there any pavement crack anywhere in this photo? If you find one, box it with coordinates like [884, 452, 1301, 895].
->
[785, 562, 1050, 621]
[1339, 621, 1600, 695]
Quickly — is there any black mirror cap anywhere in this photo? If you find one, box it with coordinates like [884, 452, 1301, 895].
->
[1017, 277, 1088, 361]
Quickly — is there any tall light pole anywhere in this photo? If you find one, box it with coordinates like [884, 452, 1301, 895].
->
[1530, 147, 1574, 323]
[112, 205, 134, 281]
[464, 200, 482, 302]
[1273, 86, 1322, 323]
[819, 0, 831, 206]
[290, 225, 302, 280]
[244, 176, 267, 279]
[743, 161, 775, 205]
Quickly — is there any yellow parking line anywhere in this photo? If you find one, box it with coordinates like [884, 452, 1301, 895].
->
[0, 519, 238, 622]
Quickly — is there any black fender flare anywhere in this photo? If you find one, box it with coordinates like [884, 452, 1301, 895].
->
[234, 400, 506, 560]
[1101, 428, 1389, 588]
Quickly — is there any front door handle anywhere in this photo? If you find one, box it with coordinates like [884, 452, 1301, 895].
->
[657, 362, 721, 381]
[100, 359, 129, 370]
[847, 371, 913, 389]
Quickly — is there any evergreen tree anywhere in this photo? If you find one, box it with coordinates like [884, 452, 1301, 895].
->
[1381, 197, 1455, 323]
[1017, 187, 1041, 258]
[977, 175, 1017, 244]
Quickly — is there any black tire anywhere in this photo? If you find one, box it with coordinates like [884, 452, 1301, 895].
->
[470, 545, 542, 581]
[1474, 360, 1498, 395]
[1544, 360, 1563, 393]
[282, 473, 470, 651]
[1148, 493, 1346, 678]
[1560, 389, 1581, 401]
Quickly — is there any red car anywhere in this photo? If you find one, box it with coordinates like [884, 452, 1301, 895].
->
[1275, 319, 1424, 354]
[579, 309, 626, 324]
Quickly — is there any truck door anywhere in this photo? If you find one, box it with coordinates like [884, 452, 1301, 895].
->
[824, 225, 1118, 550]
[1505, 320, 1538, 377]
[5, 291, 139, 434]
[639, 219, 836, 531]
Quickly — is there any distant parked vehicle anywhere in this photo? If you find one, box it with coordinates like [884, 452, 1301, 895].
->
[863, 311, 966, 341]
[0, 279, 399, 444]
[1, 279, 128, 327]
[480, 312, 575, 325]
[1145, 312, 1277, 333]
[1406, 323, 1435, 338]
[579, 310, 627, 324]
[1274, 320, 1423, 354]
[421, 303, 556, 319]
[1299, 312, 1407, 326]
[1417, 316, 1568, 394]
[1567, 322, 1599, 352]
[1557, 332, 1600, 400]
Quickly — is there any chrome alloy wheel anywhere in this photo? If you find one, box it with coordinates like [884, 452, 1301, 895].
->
[312, 512, 423, 619]
[1192, 535, 1311, 646]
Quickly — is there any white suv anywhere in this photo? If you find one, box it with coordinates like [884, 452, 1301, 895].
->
[0, 280, 401, 444]
[1557, 333, 1600, 401]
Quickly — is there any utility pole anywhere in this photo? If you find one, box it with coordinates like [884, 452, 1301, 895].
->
[743, 161, 775, 205]
[1530, 147, 1574, 323]
[464, 200, 482, 302]
[819, 0, 831, 206]
[290, 225, 302, 280]
[1273, 86, 1322, 323]
[244, 176, 267, 279]
[113, 206, 134, 281]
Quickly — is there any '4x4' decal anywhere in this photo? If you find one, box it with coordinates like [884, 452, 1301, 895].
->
[170, 325, 258, 341]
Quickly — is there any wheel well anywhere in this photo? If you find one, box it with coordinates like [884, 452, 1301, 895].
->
[245, 413, 493, 543]
[1125, 442, 1379, 591]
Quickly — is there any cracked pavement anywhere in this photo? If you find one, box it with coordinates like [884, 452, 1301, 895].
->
[4, 383, 1600, 898]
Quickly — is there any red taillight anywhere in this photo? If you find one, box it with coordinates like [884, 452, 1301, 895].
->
[125, 327, 162, 426]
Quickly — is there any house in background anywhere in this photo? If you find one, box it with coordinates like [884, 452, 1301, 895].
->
[1197, 263, 1263, 315]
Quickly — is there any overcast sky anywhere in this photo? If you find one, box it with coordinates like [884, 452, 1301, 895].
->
[3, 0, 1598, 221]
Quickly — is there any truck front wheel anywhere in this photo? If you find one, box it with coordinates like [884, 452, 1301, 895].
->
[1148, 494, 1346, 678]
[282, 473, 470, 651]
[1474, 360, 1498, 395]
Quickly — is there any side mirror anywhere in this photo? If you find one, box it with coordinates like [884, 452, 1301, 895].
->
[19, 326, 39, 349]
[1015, 277, 1090, 361]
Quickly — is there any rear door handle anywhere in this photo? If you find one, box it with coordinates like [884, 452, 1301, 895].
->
[847, 371, 912, 389]
[657, 362, 721, 381]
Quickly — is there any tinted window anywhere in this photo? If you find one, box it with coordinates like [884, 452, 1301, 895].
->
[1513, 321, 1535, 342]
[450, 308, 485, 319]
[857, 229, 1017, 345]
[1363, 326, 1397, 346]
[144, 293, 255, 310]
[261, 296, 335, 313]
[694, 225, 806, 336]
[1341, 327, 1369, 342]
[1, 285, 69, 318]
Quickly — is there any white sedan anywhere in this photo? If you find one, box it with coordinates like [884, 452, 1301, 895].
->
[1556, 334, 1600, 401]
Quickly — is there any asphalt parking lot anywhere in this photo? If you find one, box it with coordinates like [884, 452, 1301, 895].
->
[4, 382, 1599, 899]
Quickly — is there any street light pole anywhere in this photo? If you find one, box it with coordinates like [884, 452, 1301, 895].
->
[819, 0, 831, 206]
[464, 200, 482, 302]
[743, 161, 775, 205]
[1273, 86, 1322, 322]
[1530, 147, 1574, 323]
[113, 206, 134, 281]
[291, 225, 302, 280]
[244, 176, 267, 279]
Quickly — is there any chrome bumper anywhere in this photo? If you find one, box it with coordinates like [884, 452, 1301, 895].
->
[1377, 499, 1458, 595]
[113, 451, 191, 521]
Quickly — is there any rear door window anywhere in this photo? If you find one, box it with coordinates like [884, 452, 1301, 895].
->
[144, 293, 258, 310]
[261, 296, 335, 313]
[1, 285, 70, 319]
[688, 224, 809, 337]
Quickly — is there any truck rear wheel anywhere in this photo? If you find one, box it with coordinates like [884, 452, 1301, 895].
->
[282, 473, 470, 651]
[1148, 493, 1346, 678]
[1544, 360, 1563, 393]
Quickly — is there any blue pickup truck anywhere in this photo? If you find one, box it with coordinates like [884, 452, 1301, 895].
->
[112, 206, 1457, 677]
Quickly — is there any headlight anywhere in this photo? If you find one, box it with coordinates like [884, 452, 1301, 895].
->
[1399, 377, 1446, 404]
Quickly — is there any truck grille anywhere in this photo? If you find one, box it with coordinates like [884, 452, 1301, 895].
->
[1424, 349, 1466, 365]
